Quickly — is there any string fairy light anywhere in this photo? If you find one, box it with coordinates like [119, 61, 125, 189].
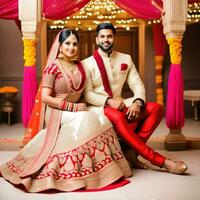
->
[147, 2, 200, 25]
[49, 0, 137, 30]
[49, 1, 200, 30]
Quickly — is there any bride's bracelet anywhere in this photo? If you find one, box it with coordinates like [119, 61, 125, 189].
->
[60, 100, 78, 112]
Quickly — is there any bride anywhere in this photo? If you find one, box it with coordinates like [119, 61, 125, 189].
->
[0, 29, 132, 192]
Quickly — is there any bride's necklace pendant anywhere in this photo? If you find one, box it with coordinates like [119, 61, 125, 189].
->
[59, 59, 76, 72]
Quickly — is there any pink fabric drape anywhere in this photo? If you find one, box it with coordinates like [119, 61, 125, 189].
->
[166, 64, 184, 128]
[1, 0, 200, 20]
[113, 0, 162, 19]
[43, 0, 90, 20]
[0, 0, 18, 19]
[22, 67, 38, 127]
[0, 0, 90, 20]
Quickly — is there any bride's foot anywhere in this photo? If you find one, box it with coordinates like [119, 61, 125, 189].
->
[164, 159, 188, 174]
[133, 158, 148, 170]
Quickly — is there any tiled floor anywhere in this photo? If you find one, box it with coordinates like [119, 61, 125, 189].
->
[0, 119, 200, 200]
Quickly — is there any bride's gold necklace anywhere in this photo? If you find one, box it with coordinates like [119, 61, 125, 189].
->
[59, 59, 76, 73]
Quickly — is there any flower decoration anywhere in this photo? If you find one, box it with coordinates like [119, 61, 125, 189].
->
[167, 37, 182, 64]
[23, 39, 36, 66]
[155, 55, 164, 106]
[156, 88, 164, 105]
[0, 86, 18, 93]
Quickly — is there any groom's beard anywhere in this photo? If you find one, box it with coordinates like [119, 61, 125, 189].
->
[98, 42, 114, 53]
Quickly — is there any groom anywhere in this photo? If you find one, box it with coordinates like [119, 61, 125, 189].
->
[82, 22, 163, 169]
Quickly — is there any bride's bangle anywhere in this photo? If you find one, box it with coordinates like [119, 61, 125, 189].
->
[60, 100, 78, 112]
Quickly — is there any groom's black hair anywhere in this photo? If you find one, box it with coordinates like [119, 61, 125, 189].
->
[96, 22, 116, 35]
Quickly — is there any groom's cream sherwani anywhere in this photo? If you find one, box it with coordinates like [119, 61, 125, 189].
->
[82, 49, 145, 107]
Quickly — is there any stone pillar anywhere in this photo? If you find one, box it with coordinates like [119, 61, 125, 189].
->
[162, 0, 188, 151]
[162, 0, 187, 38]
[19, 0, 41, 39]
[18, 0, 42, 128]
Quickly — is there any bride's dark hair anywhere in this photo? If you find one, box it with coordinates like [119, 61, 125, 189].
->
[59, 29, 79, 44]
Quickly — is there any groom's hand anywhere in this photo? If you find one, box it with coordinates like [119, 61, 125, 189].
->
[126, 102, 141, 120]
[106, 98, 126, 110]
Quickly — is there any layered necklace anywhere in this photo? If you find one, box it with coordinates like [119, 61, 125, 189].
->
[58, 58, 77, 73]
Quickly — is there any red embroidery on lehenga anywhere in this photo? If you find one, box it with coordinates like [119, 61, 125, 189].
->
[44, 64, 63, 80]
[56, 71, 62, 80]
[44, 64, 57, 74]
[7, 129, 124, 180]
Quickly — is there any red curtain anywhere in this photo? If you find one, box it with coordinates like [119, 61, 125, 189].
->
[152, 23, 166, 56]
[152, 23, 167, 106]
[188, 0, 200, 2]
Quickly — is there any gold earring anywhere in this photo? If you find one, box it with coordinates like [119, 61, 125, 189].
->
[58, 50, 64, 58]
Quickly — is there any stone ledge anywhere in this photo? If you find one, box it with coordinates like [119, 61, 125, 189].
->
[148, 136, 200, 150]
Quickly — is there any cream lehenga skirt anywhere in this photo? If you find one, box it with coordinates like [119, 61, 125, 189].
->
[0, 108, 132, 192]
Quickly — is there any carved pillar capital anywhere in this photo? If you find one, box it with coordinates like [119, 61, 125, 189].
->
[19, 0, 42, 39]
[162, 0, 188, 38]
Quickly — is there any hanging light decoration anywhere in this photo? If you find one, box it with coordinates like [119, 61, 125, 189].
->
[49, 0, 138, 30]
[187, 2, 200, 23]
[48, 1, 200, 29]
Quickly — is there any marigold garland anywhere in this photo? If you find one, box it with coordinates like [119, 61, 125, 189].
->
[156, 88, 164, 106]
[157, 96, 164, 105]
[23, 39, 36, 66]
[155, 75, 162, 84]
[155, 56, 164, 106]
[167, 37, 182, 64]
[155, 56, 164, 69]
[0, 86, 18, 93]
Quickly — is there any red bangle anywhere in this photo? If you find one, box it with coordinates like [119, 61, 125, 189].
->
[60, 100, 66, 110]
[60, 100, 77, 112]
